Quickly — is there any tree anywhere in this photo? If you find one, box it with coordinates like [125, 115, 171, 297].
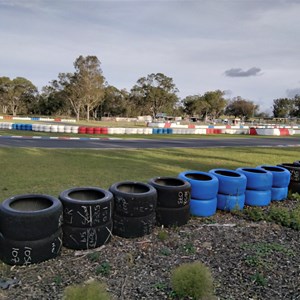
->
[183, 90, 227, 120]
[73, 55, 105, 121]
[130, 73, 179, 118]
[202, 90, 227, 120]
[0, 77, 37, 116]
[0, 76, 11, 114]
[272, 98, 293, 118]
[99, 86, 129, 118]
[36, 85, 70, 116]
[225, 96, 259, 119]
[290, 95, 300, 118]
[183, 95, 210, 119]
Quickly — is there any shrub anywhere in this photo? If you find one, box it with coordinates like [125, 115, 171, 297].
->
[269, 207, 291, 227]
[290, 206, 300, 230]
[171, 261, 214, 300]
[63, 281, 111, 300]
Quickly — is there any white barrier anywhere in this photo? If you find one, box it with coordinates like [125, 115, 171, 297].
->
[71, 126, 79, 134]
[58, 125, 65, 133]
[51, 125, 58, 133]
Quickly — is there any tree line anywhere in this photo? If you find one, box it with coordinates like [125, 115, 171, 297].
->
[1, 54, 294, 122]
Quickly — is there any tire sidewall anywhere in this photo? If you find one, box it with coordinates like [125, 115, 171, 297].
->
[0, 194, 63, 241]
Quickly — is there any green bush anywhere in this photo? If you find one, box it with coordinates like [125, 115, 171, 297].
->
[63, 281, 111, 300]
[290, 206, 300, 230]
[171, 261, 215, 300]
[269, 207, 291, 227]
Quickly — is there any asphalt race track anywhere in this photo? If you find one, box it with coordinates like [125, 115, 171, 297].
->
[0, 135, 300, 149]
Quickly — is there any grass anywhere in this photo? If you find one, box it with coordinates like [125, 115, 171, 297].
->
[0, 146, 299, 200]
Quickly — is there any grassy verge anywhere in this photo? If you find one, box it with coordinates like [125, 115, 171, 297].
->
[0, 146, 299, 201]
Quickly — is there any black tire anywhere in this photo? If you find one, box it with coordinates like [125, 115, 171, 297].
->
[0, 194, 63, 241]
[294, 160, 300, 165]
[156, 204, 190, 227]
[0, 229, 63, 266]
[59, 187, 113, 227]
[289, 181, 300, 194]
[277, 163, 300, 183]
[148, 177, 191, 208]
[109, 181, 157, 217]
[113, 212, 155, 238]
[62, 221, 113, 250]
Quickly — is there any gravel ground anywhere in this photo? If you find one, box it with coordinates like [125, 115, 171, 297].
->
[1, 198, 300, 300]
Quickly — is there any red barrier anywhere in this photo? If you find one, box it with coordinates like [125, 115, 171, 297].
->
[249, 128, 257, 135]
[78, 126, 87, 134]
[279, 128, 290, 136]
[101, 127, 108, 134]
[164, 122, 171, 128]
[86, 127, 95, 134]
[213, 129, 222, 134]
[94, 127, 101, 134]
[206, 129, 214, 134]
[54, 118, 61, 122]
[188, 124, 195, 129]
[3, 116, 12, 120]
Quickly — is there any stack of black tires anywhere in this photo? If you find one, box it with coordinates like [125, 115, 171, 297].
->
[149, 177, 191, 227]
[59, 187, 113, 250]
[0, 194, 63, 265]
[109, 181, 157, 238]
[278, 162, 300, 194]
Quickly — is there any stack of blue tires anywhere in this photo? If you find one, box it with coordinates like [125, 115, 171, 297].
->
[236, 167, 273, 206]
[178, 171, 218, 217]
[257, 165, 290, 201]
[209, 169, 247, 211]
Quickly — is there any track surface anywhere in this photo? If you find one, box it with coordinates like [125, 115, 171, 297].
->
[0, 136, 299, 149]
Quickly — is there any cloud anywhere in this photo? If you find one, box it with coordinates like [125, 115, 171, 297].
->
[224, 67, 262, 77]
[286, 88, 300, 98]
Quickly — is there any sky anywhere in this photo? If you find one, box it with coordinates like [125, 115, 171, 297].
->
[1, 0, 300, 114]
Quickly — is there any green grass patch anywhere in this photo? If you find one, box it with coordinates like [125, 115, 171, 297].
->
[0, 146, 299, 201]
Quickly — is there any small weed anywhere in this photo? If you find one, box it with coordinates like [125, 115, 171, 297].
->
[160, 247, 171, 256]
[153, 282, 167, 290]
[245, 255, 263, 267]
[244, 207, 266, 222]
[63, 280, 111, 300]
[251, 272, 267, 286]
[182, 242, 196, 254]
[289, 191, 300, 200]
[290, 207, 300, 230]
[269, 207, 291, 227]
[95, 262, 111, 276]
[157, 230, 169, 242]
[87, 252, 101, 262]
[171, 261, 215, 300]
[53, 275, 62, 285]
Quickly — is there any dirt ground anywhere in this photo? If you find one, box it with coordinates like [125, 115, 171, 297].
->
[1, 198, 300, 300]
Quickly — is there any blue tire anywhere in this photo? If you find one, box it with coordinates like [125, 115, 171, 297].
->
[236, 167, 273, 191]
[245, 189, 271, 206]
[271, 187, 288, 201]
[190, 197, 217, 217]
[209, 169, 247, 195]
[178, 171, 218, 200]
[217, 193, 245, 211]
[257, 165, 290, 188]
